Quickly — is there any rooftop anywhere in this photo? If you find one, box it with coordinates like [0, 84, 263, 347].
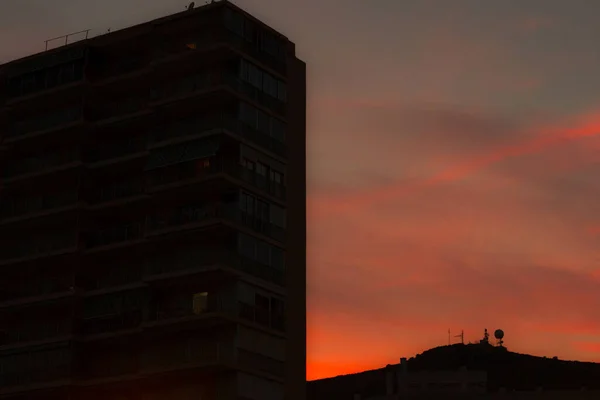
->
[0, 0, 288, 72]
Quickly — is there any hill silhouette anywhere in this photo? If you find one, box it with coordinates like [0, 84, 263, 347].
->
[407, 343, 600, 390]
[308, 343, 600, 399]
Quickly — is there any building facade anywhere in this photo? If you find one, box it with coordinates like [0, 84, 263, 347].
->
[0, 2, 306, 399]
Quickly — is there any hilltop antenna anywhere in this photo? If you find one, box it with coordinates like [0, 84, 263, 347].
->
[480, 328, 490, 344]
[494, 329, 505, 347]
[453, 330, 464, 345]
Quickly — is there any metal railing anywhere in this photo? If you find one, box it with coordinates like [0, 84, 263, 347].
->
[145, 202, 285, 242]
[85, 222, 143, 249]
[147, 156, 286, 201]
[44, 30, 90, 51]
[144, 247, 284, 286]
[0, 190, 79, 221]
[81, 311, 143, 336]
[141, 339, 235, 373]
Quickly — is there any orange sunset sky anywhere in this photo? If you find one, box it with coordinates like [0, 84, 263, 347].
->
[1, 0, 600, 382]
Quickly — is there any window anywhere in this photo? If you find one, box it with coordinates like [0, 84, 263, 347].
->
[224, 8, 244, 37]
[192, 292, 208, 314]
[270, 118, 285, 142]
[240, 102, 258, 127]
[270, 298, 285, 330]
[241, 192, 255, 215]
[269, 170, 283, 185]
[237, 233, 285, 271]
[244, 20, 256, 42]
[270, 205, 286, 228]
[248, 64, 262, 89]
[256, 241, 270, 265]
[277, 81, 287, 102]
[257, 110, 270, 134]
[239, 59, 287, 102]
[7, 59, 85, 99]
[238, 102, 286, 143]
[260, 31, 284, 60]
[262, 74, 278, 98]
[256, 162, 268, 177]
[242, 158, 255, 171]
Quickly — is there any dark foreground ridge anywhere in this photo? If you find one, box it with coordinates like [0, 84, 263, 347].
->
[309, 343, 600, 397]
[409, 343, 600, 390]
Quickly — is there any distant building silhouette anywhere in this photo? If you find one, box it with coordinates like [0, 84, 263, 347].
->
[0, 1, 306, 399]
[308, 343, 600, 399]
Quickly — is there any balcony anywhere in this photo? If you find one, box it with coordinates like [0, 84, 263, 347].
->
[145, 293, 232, 328]
[222, 30, 287, 76]
[238, 301, 285, 333]
[85, 223, 144, 250]
[85, 136, 147, 166]
[222, 74, 286, 117]
[0, 232, 78, 264]
[92, 96, 150, 125]
[1, 149, 81, 182]
[87, 178, 145, 206]
[141, 339, 235, 375]
[145, 247, 284, 286]
[145, 202, 284, 242]
[147, 158, 286, 201]
[81, 310, 143, 337]
[0, 364, 71, 390]
[4, 106, 83, 143]
[0, 348, 71, 390]
[150, 72, 212, 105]
[149, 113, 285, 158]
[223, 115, 287, 158]
[0, 276, 74, 307]
[0, 190, 79, 223]
[83, 265, 141, 291]
[0, 320, 72, 348]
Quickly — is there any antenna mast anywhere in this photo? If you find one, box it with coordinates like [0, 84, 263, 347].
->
[454, 330, 464, 344]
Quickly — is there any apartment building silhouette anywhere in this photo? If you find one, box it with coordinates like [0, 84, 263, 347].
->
[0, 1, 306, 399]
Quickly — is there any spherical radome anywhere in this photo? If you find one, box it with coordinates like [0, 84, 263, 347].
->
[494, 329, 504, 339]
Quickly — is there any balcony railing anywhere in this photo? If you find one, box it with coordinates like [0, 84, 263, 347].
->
[147, 295, 227, 323]
[92, 96, 148, 122]
[81, 310, 142, 336]
[1, 149, 81, 180]
[87, 178, 145, 205]
[147, 158, 286, 201]
[238, 301, 285, 332]
[222, 115, 287, 157]
[145, 203, 285, 242]
[223, 208, 286, 242]
[0, 276, 73, 303]
[222, 74, 286, 117]
[85, 137, 146, 164]
[145, 247, 284, 286]
[0, 362, 70, 388]
[3, 321, 71, 346]
[223, 30, 287, 75]
[5, 107, 82, 140]
[141, 339, 234, 373]
[85, 223, 143, 249]
[91, 57, 147, 82]
[0, 190, 79, 221]
[85, 267, 141, 291]
[237, 348, 285, 377]
[151, 73, 211, 104]
[0, 233, 77, 262]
